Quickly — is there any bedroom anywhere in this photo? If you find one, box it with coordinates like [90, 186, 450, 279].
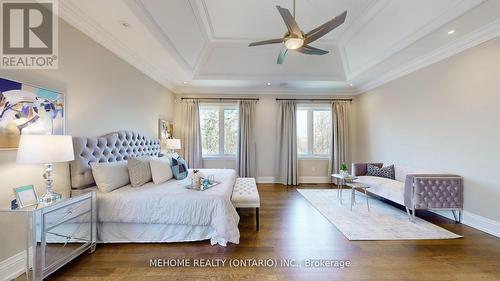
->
[0, 0, 499, 280]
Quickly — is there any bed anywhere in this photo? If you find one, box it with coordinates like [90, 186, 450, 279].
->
[69, 131, 240, 246]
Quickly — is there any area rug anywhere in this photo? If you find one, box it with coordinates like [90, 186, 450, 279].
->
[297, 189, 462, 240]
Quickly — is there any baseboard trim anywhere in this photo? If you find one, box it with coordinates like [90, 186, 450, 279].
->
[433, 210, 500, 238]
[256, 177, 275, 184]
[0, 249, 30, 281]
[257, 176, 332, 184]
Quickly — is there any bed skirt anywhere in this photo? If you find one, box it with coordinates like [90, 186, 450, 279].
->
[97, 223, 230, 246]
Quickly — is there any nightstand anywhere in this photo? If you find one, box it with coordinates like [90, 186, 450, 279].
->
[0, 191, 97, 281]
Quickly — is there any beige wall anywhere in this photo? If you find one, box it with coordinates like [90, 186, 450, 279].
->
[174, 95, 354, 183]
[0, 20, 174, 262]
[353, 37, 500, 222]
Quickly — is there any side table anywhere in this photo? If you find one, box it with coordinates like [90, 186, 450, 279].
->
[331, 174, 358, 204]
[346, 182, 370, 211]
[0, 191, 97, 281]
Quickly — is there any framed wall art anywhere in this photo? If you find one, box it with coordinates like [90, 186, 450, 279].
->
[158, 119, 173, 141]
[0, 77, 65, 149]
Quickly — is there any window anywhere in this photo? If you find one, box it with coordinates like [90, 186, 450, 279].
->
[200, 104, 238, 157]
[297, 105, 332, 157]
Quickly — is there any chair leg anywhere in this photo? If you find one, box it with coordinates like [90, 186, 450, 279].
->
[255, 207, 259, 231]
[452, 209, 463, 224]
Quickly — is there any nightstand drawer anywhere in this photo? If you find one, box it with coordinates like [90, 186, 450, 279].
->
[43, 197, 92, 231]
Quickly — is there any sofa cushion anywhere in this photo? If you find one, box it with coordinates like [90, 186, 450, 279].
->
[367, 164, 395, 180]
[356, 176, 405, 205]
[395, 166, 439, 182]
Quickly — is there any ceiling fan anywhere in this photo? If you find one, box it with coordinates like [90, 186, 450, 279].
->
[248, 0, 347, 64]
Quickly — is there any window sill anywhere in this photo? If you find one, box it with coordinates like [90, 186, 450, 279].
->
[298, 156, 330, 160]
[202, 156, 236, 161]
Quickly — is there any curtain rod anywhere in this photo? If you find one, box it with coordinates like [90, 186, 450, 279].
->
[181, 97, 259, 101]
[275, 98, 352, 102]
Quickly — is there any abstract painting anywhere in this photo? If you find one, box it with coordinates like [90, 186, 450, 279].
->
[0, 77, 64, 149]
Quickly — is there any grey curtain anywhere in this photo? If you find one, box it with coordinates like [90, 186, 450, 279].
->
[182, 99, 203, 168]
[275, 100, 298, 185]
[330, 101, 350, 175]
[237, 100, 257, 177]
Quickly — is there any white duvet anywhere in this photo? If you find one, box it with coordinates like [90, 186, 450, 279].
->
[96, 169, 240, 246]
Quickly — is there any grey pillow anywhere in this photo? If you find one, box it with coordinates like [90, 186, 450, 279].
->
[128, 156, 152, 187]
[367, 164, 395, 180]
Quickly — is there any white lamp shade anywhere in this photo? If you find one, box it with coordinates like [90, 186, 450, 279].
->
[165, 138, 181, 150]
[16, 135, 75, 164]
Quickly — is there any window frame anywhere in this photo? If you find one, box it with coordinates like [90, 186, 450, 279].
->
[199, 103, 238, 159]
[297, 104, 331, 159]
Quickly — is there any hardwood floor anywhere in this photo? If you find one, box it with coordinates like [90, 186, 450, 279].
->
[45, 184, 500, 281]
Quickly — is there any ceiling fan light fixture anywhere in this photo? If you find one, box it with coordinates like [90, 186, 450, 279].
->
[284, 37, 304, 50]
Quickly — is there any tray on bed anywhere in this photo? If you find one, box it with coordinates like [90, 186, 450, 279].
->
[184, 181, 220, 191]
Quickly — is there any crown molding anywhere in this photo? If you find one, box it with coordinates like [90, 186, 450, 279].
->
[358, 18, 500, 93]
[174, 85, 358, 96]
[59, 0, 176, 92]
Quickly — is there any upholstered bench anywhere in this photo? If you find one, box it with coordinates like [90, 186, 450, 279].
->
[231, 178, 260, 231]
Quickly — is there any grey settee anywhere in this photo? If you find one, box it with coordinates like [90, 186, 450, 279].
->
[352, 163, 463, 223]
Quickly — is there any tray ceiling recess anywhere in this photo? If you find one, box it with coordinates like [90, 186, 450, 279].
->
[58, 0, 500, 94]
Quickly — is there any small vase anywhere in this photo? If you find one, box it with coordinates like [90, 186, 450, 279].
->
[191, 176, 201, 189]
[340, 170, 349, 177]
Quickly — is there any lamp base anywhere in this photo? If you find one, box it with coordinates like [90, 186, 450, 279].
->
[39, 190, 62, 204]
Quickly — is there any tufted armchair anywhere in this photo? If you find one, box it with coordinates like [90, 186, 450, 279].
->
[352, 163, 463, 223]
[404, 174, 463, 223]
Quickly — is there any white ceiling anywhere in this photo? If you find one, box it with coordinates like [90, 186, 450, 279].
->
[59, 0, 500, 95]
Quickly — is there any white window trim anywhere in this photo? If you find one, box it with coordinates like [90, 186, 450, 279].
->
[200, 103, 238, 159]
[297, 105, 331, 159]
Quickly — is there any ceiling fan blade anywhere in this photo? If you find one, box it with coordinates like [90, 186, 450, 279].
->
[276, 6, 301, 35]
[248, 38, 284, 47]
[305, 10, 347, 44]
[297, 45, 329, 55]
[277, 47, 288, 64]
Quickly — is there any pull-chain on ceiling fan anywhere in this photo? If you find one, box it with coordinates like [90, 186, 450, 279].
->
[248, 0, 347, 64]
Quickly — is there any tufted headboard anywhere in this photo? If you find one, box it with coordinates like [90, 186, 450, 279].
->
[70, 131, 160, 189]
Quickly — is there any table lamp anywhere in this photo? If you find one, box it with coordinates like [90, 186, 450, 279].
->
[165, 138, 181, 154]
[16, 134, 74, 204]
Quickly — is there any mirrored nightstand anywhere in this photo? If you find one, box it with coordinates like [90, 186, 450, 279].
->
[1, 191, 97, 281]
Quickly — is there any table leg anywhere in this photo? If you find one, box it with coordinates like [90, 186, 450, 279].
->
[340, 180, 343, 204]
[350, 187, 355, 211]
[364, 187, 370, 212]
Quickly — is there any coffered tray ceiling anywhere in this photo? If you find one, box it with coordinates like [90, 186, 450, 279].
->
[59, 0, 500, 95]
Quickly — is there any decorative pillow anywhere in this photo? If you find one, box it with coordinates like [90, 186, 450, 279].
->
[128, 156, 152, 187]
[150, 156, 173, 184]
[171, 156, 188, 180]
[90, 161, 130, 193]
[367, 164, 395, 180]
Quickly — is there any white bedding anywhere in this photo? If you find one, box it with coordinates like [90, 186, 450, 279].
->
[95, 169, 240, 246]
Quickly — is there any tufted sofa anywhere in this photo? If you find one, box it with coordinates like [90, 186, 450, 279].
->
[71, 131, 160, 190]
[352, 163, 463, 222]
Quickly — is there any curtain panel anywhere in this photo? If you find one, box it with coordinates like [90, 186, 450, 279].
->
[330, 101, 350, 176]
[182, 99, 203, 168]
[237, 100, 257, 177]
[275, 100, 298, 185]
